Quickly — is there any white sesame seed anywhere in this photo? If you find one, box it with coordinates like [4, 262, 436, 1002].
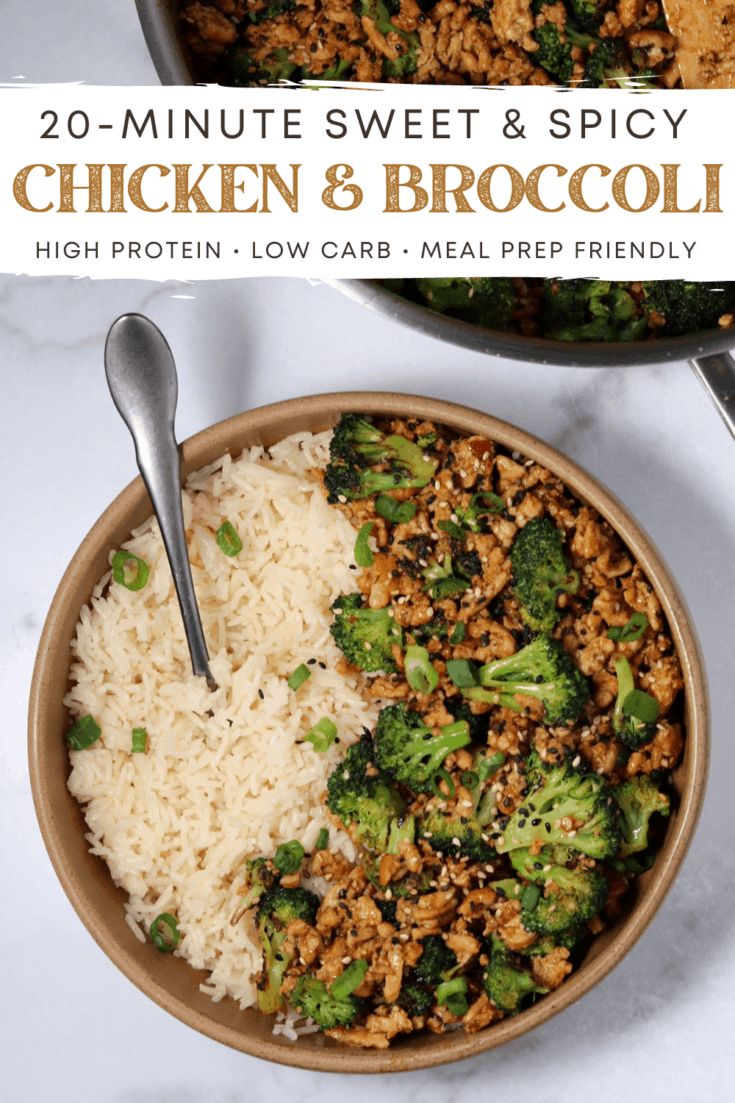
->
[385, 889, 392, 899]
[341, 956, 352, 965]
[338, 495, 347, 504]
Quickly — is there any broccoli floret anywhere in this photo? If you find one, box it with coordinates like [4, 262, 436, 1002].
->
[410, 611, 450, 645]
[521, 864, 608, 935]
[520, 927, 586, 957]
[415, 278, 515, 330]
[510, 516, 580, 632]
[568, 0, 605, 31]
[248, 0, 296, 23]
[330, 593, 403, 673]
[613, 776, 670, 857]
[418, 805, 495, 862]
[413, 935, 458, 986]
[540, 279, 648, 342]
[583, 38, 631, 86]
[533, 22, 575, 83]
[317, 57, 352, 80]
[483, 937, 547, 1014]
[374, 704, 471, 793]
[398, 983, 434, 1017]
[326, 733, 409, 853]
[465, 635, 590, 726]
[423, 553, 476, 599]
[642, 281, 735, 337]
[325, 414, 436, 502]
[509, 846, 604, 935]
[612, 656, 660, 749]
[455, 491, 505, 533]
[497, 756, 621, 859]
[231, 857, 279, 923]
[238, 47, 298, 85]
[256, 887, 319, 1014]
[289, 974, 362, 1029]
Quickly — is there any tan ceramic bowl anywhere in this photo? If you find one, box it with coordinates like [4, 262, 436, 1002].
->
[29, 392, 708, 1073]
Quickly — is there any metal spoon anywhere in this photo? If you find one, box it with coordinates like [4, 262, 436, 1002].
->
[104, 313, 216, 690]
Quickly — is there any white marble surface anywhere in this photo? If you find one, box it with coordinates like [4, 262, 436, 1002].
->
[2, 5, 735, 1101]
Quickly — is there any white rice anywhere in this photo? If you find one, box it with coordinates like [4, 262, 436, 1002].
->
[66, 430, 376, 1009]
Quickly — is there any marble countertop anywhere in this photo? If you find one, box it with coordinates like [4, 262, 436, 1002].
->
[1, 4, 734, 1101]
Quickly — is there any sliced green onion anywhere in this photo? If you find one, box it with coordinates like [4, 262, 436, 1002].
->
[354, 522, 374, 568]
[446, 659, 478, 688]
[330, 959, 368, 999]
[273, 840, 305, 874]
[287, 664, 311, 691]
[111, 551, 149, 591]
[216, 521, 243, 557]
[66, 714, 101, 751]
[478, 752, 506, 782]
[521, 884, 541, 911]
[305, 717, 338, 752]
[315, 827, 330, 851]
[608, 612, 649, 643]
[436, 976, 468, 1017]
[150, 913, 180, 953]
[416, 431, 438, 448]
[375, 496, 417, 524]
[404, 645, 439, 695]
[131, 727, 148, 753]
[449, 622, 466, 645]
[474, 491, 504, 513]
[437, 519, 464, 540]
[622, 689, 659, 724]
[431, 768, 456, 800]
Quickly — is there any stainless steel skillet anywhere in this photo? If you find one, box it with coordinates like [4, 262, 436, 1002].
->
[135, 0, 735, 438]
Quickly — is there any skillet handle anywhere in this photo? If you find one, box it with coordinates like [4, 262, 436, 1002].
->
[690, 352, 735, 440]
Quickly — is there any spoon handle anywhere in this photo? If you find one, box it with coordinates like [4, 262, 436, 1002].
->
[104, 313, 216, 688]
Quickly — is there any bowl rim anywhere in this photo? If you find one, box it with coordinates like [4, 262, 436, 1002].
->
[28, 390, 709, 1073]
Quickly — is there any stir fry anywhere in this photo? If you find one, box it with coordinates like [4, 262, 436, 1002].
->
[234, 415, 683, 1047]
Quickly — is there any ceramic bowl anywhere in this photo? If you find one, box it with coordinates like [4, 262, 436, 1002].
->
[28, 391, 708, 1073]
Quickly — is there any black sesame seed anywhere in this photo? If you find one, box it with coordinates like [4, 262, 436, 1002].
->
[258, 689, 264, 700]
[531, 818, 541, 826]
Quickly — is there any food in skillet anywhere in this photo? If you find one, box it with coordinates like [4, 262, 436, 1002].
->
[179, 0, 679, 88]
[66, 417, 684, 1047]
[178, 1, 735, 343]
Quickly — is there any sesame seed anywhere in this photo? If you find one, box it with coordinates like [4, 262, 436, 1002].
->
[258, 689, 264, 700]
[572, 755, 581, 767]
[338, 495, 347, 503]
[385, 889, 392, 899]
[341, 956, 352, 965]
